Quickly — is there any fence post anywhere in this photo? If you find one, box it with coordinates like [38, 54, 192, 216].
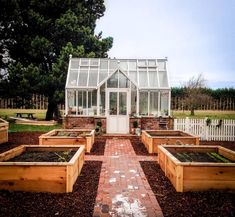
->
[185, 117, 189, 133]
[204, 117, 208, 141]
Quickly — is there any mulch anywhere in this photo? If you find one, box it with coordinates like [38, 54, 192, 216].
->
[140, 161, 235, 217]
[0, 161, 102, 217]
[130, 137, 155, 155]
[88, 136, 106, 155]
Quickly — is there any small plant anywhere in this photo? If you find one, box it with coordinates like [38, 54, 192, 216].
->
[133, 120, 138, 128]
[206, 118, 211, 126]
[216, 119, 222, 128]
[95, 121, 102, 135]
[54, 149, 73, 162]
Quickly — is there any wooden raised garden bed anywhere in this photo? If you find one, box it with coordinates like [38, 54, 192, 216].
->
[0, 118, 9, 145]
[0, 145, 85, 193]
[39, 129, 95, 153]
[141, 130, 199, 154]
[158, 145, 235, 192]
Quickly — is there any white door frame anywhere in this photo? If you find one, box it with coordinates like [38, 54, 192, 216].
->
[106, 88, 130, 134]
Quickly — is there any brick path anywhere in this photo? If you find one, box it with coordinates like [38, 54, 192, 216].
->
[88, 138, 163, 217]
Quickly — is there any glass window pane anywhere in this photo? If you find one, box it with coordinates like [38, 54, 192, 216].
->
[70, 59, 79, 69]
[119, 61, 128, 71]
[129, 71, 137, 83]
[90, 59, 99, 66]
[148, 60, 156, 67]
[138, 60, 147, 67]
[88, 69, 98, 86]
[88, 90, 97, 115]
[139, 70, 148, 87]
[160, 91, 169, 116]
[149, 70, 158, 87]
[150, 92, 159, 116]
[99, 84, 105, 116]
[68, 90, 76, 115]
[78, 70, 88, 86]
[131, 84, 137, 116]
[158, 60, 166, 70]
[68, 70, 78, 86]
[82, 91, 87, 115]
[100, 60, 108, 69]
[119, 72, 129, 88]
[159, 71, 168, 87]
[107, 72, 118, 88]
[139, 92, 148, 116]
[129, 61, 137, 70]
[119, 92, 127, 115]
[109, 92, 117, 115]
[81, 59, 89, 65]
[99, 69, 108, 83]
[109, 60, 118, 70]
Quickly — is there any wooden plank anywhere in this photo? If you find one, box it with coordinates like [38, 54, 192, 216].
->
[0, 146, 25, 161]
[183, 166, 235, 180]
[183, 180, 235, 191]
[218, 147, 235, 161]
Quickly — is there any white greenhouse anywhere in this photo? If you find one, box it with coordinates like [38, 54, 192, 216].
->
[65, 56, 171, 134]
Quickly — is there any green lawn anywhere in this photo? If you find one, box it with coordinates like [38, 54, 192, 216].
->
[9, 123, 62, 133]
[0, 109, 48, 120]
[172, 110, 235, 119]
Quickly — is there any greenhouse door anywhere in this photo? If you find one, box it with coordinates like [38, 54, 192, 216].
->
[107, 90, 129, 134]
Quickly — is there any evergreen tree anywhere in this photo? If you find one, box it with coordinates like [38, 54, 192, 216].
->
[0, 0, 113, 119]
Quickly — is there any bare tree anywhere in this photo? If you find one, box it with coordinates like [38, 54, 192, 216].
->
[183, 74, 211, 115]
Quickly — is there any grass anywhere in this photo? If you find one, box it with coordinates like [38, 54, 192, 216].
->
[0, 109, 48, 120]
[172, 110, 235, 119]
[0, 109, 62, 132]
[9, 123, 62, 133]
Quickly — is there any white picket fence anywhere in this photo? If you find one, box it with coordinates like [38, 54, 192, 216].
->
[174, 117, 235, 141]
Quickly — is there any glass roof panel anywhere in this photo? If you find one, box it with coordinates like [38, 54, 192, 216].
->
[158, 60, 166, 70]
[68, 69, 78, 86]
[129, 61, 137, 70]
[99, 69, 108, 83]
[149, 69, 159, 87]
[70, 59, 79, 69]
[78, 70, 88, 86]
[80, 59, 89, 65]
[139, 70, 148, 87]
[66, 58, 169, 89]
[158, 71, 168, 87]
[129, 71, 137, 83]
[88, 69, 98, 86]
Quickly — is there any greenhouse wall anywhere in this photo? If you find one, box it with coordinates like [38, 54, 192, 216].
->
[64, 116, 173, 133]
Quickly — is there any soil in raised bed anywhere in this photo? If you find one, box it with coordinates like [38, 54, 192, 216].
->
[0, 161, 102, 217]
[5, 150, 76, 162]
[54, 131, 89, 137]
[140, 161, 235, 217]
[147, 132, 185, 137]
[170, 151, 233, 163]
[87, 136, 106, 155]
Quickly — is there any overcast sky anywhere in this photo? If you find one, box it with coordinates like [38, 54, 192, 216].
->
[95, 0, 235, 88]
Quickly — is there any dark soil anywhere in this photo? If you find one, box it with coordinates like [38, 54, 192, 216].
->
[55, 131, 89, 137]
[88, 136, 106, 155]
[140, 161, 235, 217]
[130, 137, 156, 156]
[171, 151, 233, 163]
[201, 140, 235, 152]
[148, 132, 184, 137]
[6, 150, 76, 162]
[0, 161, 102, 217]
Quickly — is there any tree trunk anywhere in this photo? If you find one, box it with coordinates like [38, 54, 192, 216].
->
[45, 98, 60, 120]
[190, 107, 195, 116]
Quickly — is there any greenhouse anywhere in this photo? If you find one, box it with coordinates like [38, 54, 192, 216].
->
[65, 56, 171, 133]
